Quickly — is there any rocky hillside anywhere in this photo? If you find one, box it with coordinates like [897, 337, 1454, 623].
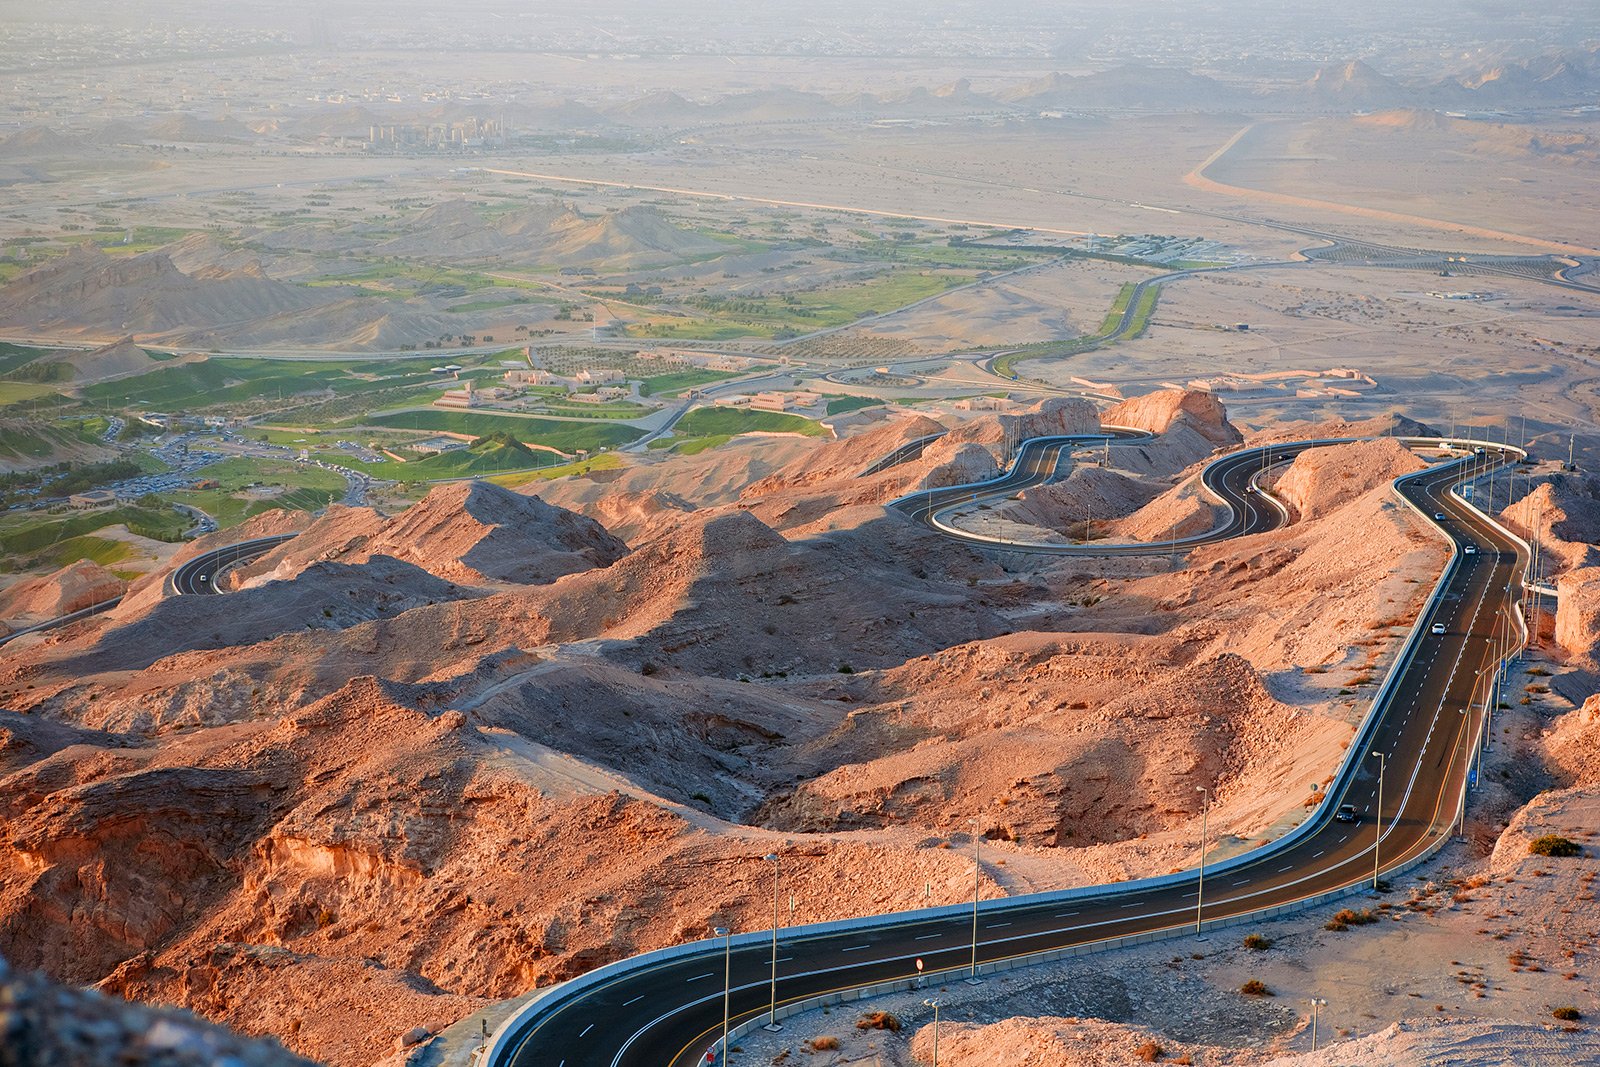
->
[0, 404, 1469, 1066]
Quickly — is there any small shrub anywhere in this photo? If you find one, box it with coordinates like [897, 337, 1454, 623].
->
[1135, 1039, 1165, 1062]
[640, 661, 658, 676]
[837, 664, 855, 674]
[1553, 1006, 1583, 1021]
[691, 791, 712, 805]
[1530, 835, 1581, 857]
[1243, 933, 1272, 951]
[1330, 907, 1379, 928]
[1240, 979, 1272, 996]
[855, 1011, 900, 1032]
[808, 1036, 841, 1050]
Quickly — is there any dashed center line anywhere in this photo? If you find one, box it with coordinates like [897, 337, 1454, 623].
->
[686, 973, 713, 983]
[579, 1024, 593, 1038]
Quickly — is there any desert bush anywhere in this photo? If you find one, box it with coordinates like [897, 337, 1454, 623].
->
[1530, 835, 1581, 857]
[1243, 933, 1272, 951]
[1553, 1006, 1583, 1021]
[1240, 979, 1272, 996]
[808, 1036, 841, 1050]
[1135, 1039, 1164, 1062]
[855, 1011, 900, 1032]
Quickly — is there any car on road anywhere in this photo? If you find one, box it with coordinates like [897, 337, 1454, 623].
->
[1430, 622, 1446, 635]
[1334, 804, 1360, 823]
[1463, 545, 1477, 555]
[1434, 512, 1447, 520]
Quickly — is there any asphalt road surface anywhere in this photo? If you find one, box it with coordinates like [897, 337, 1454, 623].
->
[495, 446, 1525, 1067]
[892, 435, 1341, 555]
[168, 534, 298, 595]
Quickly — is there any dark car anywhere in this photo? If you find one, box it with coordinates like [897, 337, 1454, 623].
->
[1334, 804, 1360, 824]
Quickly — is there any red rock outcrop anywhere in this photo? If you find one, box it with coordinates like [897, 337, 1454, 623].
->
[0, 559, 124, 630]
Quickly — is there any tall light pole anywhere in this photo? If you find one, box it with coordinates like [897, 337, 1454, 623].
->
[1195, 785, 1210, 938]
[1309, 996, 1327, 1051]
[923, 998, 942, 1066]
[763, 854, 782, 1032]
[713, 925, 731, 1063]
[1370, 751, 1386, 889]
[968, 819, 983, 983]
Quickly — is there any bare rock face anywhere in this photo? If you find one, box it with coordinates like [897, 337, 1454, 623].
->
[1014, 396, 1102, 439]
[1104, 388, 1243, 448]
[0, 559, 123, 630]
[1503, 476, 1600, 571]
[236, 480, 629, 589]
[1555, 566, 1600, 664]
[1273, 438, 1425, 519]
[0, 953, 313, 1067]
[1545, 692, 1600, 786]
[920, 441, 1002, 489]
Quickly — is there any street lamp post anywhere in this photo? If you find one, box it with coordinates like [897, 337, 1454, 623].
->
[1309, 997, 1327, 1051]
[763, 854, 782, 1032]
[968, 820, 983, 983]
[1195, 785, 1210, 938]
[713, 926, 731, 1063]
[1370, 751, 1386, 889]
[923, 999, 942, 1067]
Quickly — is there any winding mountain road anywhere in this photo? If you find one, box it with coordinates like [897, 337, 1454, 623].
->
[486, 437, 1527, 1067]
[168, 533, 298, 595]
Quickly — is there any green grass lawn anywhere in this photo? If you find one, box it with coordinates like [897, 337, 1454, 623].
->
[0, 419, 113, 463]
[627, 270, 972, 342]
[0, 502, 189, 562]
[638, 369, 741, 397]
[26, 534, 138, 572]
[0, 381, 56, 407]
[675, 407, 826, 438]
[824, 395, 883, 416]
[0, 342, 61, 377]
[80, 357, 441, 411]
[625, 318, 770, 341]
[486, 452, 626, 487]
[168, 457, 347, 528]
[360, 409, 639, 454]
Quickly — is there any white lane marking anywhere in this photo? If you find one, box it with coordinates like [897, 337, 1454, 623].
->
[1313, 850, 1325, 858]
[915, 933, 943, 940]
[686, 973, 713, 983]
[1056, 911, 1080, 917]
[623, 994, 644, 1006]
[1119, 902, 1141, 908]
[841, 944, 871, 952]
[986, 922, 1013, 928]
[580, 1024, 594, 1038]
[1278, 865, 1294, 872]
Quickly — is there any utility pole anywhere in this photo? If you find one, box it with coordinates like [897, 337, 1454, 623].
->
[968, 820, 983, 983]
[1371, 751, 1386, 889]
[764, 854, 782, 1032]
[1194, 785, 1210, 938]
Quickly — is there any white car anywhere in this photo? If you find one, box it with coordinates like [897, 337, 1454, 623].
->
[1430, 623, 1446, 635]
[1463, 545, 1478, 555]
